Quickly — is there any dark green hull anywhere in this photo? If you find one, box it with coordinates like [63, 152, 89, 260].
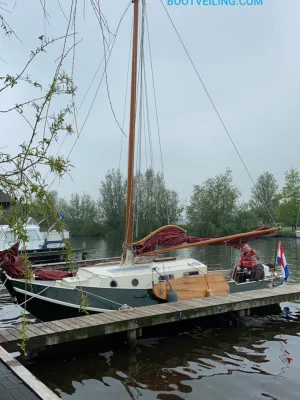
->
[1, 273, 162, 322]
[0, 272, 284, 322]
[229, 279, 270, 293]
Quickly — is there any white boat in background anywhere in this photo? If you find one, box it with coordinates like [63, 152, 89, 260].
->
[0, 216, 70, 263]
[295, 231, 300, 238]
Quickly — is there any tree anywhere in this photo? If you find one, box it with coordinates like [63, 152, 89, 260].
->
[133, 169, 184, 238]
[249, 172, 279, 225]
[276, 167, 300, 230]
[0, 2, 83, 354]
[63, 193, 101, 237]
[98, 169, 127, 232]
[187, 168, 240, 236]
[233, 203, 260, 233]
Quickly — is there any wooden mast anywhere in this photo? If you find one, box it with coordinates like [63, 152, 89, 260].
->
[125, 0, 139, 245]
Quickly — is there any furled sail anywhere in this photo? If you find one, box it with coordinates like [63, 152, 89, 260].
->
[132, 225, 280, 255]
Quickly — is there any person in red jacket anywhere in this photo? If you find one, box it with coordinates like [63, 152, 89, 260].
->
[237, 244, 257, 283]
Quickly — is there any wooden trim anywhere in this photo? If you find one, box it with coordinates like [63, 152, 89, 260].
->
[153, 257, 176, 262]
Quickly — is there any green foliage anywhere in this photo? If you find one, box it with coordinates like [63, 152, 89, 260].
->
[98, 169, 126, 232]
[249, 172, 279, 225]
[133, 169, 184, 238]
[187, 168, 240, 236]
[64, 193, 102, 236]
[0, 13, 78, 353]
[276, 167, 300, 230]
[233, 203, 260, 233]
[41, 168, 184, 240]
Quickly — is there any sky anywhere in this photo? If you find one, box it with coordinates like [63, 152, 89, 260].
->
[1, 0, 299, 207]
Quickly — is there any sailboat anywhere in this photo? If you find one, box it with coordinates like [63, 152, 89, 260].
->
[0, 0, 284, 322]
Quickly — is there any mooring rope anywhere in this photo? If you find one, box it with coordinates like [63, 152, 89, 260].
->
[0, 278, 8, 292]
[0, 283, 53, 319]
[76, 288, 135, 312]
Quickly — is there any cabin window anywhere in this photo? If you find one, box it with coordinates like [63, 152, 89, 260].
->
[131, 278, 139, 287]
[110, 280, 118, 288]
[159, 274, 174, 281]
[183, 271, 199, 277]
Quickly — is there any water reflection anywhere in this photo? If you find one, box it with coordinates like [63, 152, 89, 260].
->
[27, 303, 300, 400]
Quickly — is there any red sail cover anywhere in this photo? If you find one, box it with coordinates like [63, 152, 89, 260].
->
[0, 243, 75, 280]
[133, 225, 273, 254]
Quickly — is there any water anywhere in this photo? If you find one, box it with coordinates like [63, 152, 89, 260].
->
[1, 236, 300, 399]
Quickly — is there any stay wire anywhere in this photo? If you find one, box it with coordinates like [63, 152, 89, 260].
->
[159, 0, 277, 227]
[47, 1, 131, 189]
[146, 7, 170, 224]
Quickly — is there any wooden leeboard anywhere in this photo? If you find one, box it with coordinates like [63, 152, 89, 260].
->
[152, 275, 230, 301]
[152, 281, 168, 300]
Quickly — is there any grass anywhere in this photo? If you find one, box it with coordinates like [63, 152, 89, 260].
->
[279, 226, 298, 236]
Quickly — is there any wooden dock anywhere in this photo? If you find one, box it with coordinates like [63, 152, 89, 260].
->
[0, 283, 300, 356]
[0, 346, 59, 399]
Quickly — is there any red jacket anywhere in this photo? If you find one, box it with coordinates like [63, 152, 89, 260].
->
[238, 249, 257, 269]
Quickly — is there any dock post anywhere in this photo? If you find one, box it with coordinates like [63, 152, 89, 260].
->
[245, 308, 251, 316]
[137, 327, 143, 338]
[126, 329, 137, 348]
[237, 309, 246, 326]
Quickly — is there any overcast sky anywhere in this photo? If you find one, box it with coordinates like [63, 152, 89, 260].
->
[1, 0, 299, 207]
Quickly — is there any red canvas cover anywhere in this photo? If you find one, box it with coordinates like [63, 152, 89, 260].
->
[0, 243, 75, 280]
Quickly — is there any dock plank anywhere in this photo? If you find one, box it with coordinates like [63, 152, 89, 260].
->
[48, 319, 75, 332]
[0, 283, 300, 354]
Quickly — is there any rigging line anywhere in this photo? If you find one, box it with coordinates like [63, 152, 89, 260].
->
[47, 2, 131, 189]
[95, 0, 129, 139]
[0, 283, 53, 319]
[44, 4, 130, 188]
[57, 0, 68, 21]
[38, 0, 50, 32]
[93, 0, 115, 39]
[83, 0, 86, 19]
[119, 16, 133, 171]
[159, 0, 277, 227]
[20, 0, 76, 179]
[71, 0, 80, 147]
[146, 7, 170, 225]
[90, 0, 112, 47]
[142, 50, 154, 171]
[44, 37, 113, 181]
[143, 94, 148, 171]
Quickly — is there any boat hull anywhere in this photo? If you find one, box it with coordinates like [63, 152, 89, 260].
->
[1, 272, 284, 322]
[229, 279, 271, 293]
[1, 272, 161, 321]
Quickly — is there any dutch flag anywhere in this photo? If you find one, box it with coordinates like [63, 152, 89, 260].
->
[277, 241, 290, 281]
